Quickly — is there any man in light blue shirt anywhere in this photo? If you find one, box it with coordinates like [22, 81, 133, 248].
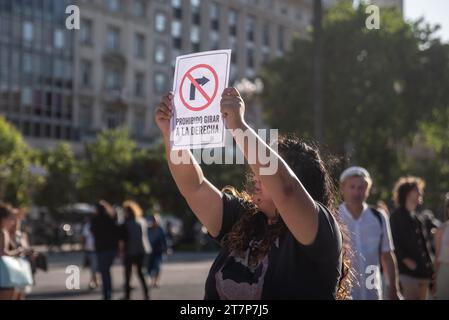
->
[339, 166, 402, 300]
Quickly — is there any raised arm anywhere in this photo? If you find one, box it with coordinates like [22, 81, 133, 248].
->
[155, 93, 223, 237]
[220, 88, 319, 245]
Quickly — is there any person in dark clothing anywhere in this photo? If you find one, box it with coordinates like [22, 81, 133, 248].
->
[119, 201, 151, 300]
[147, 215, 168, 288]
[154, 89, 351, 300]
[390, 176, 434, 300]
[418, 209, 441, 256]
[90, 200, 119, 300]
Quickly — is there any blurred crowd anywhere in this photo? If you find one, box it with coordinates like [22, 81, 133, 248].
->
[338, 168, 449, 300]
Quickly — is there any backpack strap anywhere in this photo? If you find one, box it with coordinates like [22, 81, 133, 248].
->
[370, 207, 385, 265]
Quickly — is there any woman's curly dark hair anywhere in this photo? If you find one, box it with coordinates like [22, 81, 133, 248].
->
[392, 176, 425, 208]
[221, 135, 353, 300]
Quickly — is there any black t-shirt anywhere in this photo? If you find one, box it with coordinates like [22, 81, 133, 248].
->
[204, 192, 343, 300]
[390, 207, 434, 279]
[91, 214, 119, 252]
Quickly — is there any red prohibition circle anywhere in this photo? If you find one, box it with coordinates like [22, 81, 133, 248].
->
[179, 64, 219, 111]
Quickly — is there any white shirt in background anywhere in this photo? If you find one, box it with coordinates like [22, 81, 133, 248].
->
[339, 202, 395, 300]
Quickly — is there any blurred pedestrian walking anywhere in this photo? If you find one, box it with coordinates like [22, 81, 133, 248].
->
[147, 214, 167, 288]
[91, 200, 119, 300]
[119, 200, 150, 300]
[390, 176, 434, 300]
[338, 167, 401, 300]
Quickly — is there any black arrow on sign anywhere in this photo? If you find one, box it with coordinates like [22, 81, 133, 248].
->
[190, 76, 210, 100]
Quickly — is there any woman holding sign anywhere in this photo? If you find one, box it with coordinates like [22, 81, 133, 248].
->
[155, 88, 350, 299]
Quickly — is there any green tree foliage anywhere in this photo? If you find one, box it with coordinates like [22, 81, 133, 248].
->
[0, 116, 34, 206]
[259, 3, 449, 206]
[78, 128, 139, 205]
[34, 143, 78, 217]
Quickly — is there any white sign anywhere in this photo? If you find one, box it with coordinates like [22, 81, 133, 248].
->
[170, 50, 231, 150]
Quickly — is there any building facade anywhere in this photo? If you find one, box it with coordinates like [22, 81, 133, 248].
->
[369, 0, 403, 14]
[1, 0, 314, 150]
[0, 0, 76, 149]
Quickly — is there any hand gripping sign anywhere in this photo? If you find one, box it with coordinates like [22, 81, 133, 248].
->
[170, 50, 231, 150]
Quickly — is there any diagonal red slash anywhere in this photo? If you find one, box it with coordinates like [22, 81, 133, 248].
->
[186, 73, 211, 102]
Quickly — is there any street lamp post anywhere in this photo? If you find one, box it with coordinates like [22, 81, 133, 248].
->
[313, 0, 324, 142]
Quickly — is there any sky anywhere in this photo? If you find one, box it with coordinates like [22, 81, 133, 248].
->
[404, 0, 449, 43]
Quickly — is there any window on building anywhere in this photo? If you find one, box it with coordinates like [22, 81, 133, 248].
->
[80, 60, 92, 87]
[262, 49, 270, 63]
[106, 26, 120, 51]
[105, 107, 124, 129]
[228, 9, 237, 36]
[263, 23, 270, 47]
[23, 121, 31, 136]
[154, 73, 167, 93]
[210, 31, 219, 50]
[106, 0, 120, 12]
[33, 90, 43, 108]
[1, 15, 11, 40]
[65, 127, 72, 140]
[210, 2, 219, 30]
[230, 66, 237, 85]
[155, 12, 167, 32]
[172, 49, 181, 67]
[80, 19, 93, 45]
[191, 25, 200, 44]
[0, 48, 9, 80]
[172, 20, 182, 49]
[105, 69, 122, 90]
[246, 16, 255, 42]
[134, 33, 145, 59]
[191, 0, 201, 25]
[44, 124, 51, 138]
[155, 43, 167, 64]
[229, 37, 238, 63]
[191, 0, 201, 9]
[22, 21, 33, 42]
[173, 38, 182, 49]
[192, 43, 200, 52]
[79, 102, 92, 130]
[21, 87, 32, 105]
[54, 29, 64, 49]
[134, 110, 146, 137]
[65, 61, 73, 83]
[45, 91, 52, 108]
[53, 59, 64, 79]
[135, 72, 145, 97]
[42, 24, 52, 49]
[246, 68, 255, 79]
[33, 123, 41, 137]
[133, 0, 146, 17]
[247, 47, 254, 69]
[172, 0, 182, 19]
[64, 96, 73, 121]
[278, 25, 285, 52]
[55, 93, 63, 119]
[171, 20, 181, 38]
[23, 52, 33, 74]
[54, 125, 61, 139]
